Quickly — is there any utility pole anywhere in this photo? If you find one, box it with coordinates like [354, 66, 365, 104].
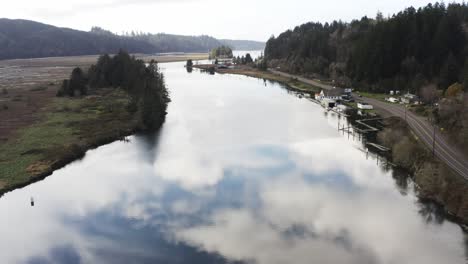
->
[433, 122, 436, 157]
[431, 98, 437, 157]
[404, 104, 407, 122]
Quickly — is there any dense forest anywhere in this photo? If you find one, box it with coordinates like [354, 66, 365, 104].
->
[265, 2, 468, 94]
[0, 19, 264, 60]
[57, 50, 170, 130]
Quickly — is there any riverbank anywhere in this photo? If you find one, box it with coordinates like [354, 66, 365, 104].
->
[0, 88, 145, 195]
[0, 53, 182, 195]
[377, 117, 468, 226]
[193, 64, 322, 94]
[0, 53, 207, 140]
[201, 64, 468, 226]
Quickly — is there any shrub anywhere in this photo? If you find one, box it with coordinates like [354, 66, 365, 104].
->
[446, 83, 463, 98]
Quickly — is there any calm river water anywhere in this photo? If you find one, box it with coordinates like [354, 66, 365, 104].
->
[0, 61, 466, 264]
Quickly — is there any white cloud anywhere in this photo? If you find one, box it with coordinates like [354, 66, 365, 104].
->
[174, 175, 464, 264]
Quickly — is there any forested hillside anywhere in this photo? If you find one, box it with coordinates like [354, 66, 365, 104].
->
[0, 19, 265, 60]
[265, 2, 468, 93]
[0, 19, 155, 60]
[132, 33, 222, 53]
[220, 39, 265, 50]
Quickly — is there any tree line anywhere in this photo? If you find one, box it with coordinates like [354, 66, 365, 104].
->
[209, 46, 233, 59]
[265, 2, 468, 94]
[232, 54, 253, 65]
[0, 19, 266, 60]
[57, 50, 170, 130]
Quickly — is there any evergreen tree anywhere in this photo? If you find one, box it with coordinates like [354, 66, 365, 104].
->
[264, 2, 468, 93]
[245, 53, 253, 64]
[69, 67, 87, 96]
[462, 58, 468, 91]
[439, 53, 459, 90]
[57, 50, 170, 131]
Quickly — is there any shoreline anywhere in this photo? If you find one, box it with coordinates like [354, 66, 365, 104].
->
[0, 88, 162, 197]
[377, 117, 468, 227]
[0, 64, 327, 196]
[2, 62, 468, 228]
[0, 126, 139, 197]
[0, 53, 203, 197]
[193, 64, 322, 94]
[196, 64, 468, 227]
[0, 53, 209, 66]
[0, 55, 205, 196]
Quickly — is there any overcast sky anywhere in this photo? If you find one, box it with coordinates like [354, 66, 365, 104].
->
[1, 0, 464, 41]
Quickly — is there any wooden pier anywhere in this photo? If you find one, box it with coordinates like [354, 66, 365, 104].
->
[366, 142, 390, 152]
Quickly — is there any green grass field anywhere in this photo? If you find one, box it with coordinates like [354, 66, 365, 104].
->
[0, 89, 137, 192]
[357, 91, 388, 101]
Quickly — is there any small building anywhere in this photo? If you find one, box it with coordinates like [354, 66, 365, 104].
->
[321, 98, 336, 108]
[315, 89, 344, 108]
[315, 89, 343, 101]
[357, 102, 373, 110]
[390, 91, 394, 95]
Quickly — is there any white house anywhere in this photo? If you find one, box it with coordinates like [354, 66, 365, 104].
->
[315, 89, 344, 108]
[357, 102, 373, 110]
[315, 89, 343, 101]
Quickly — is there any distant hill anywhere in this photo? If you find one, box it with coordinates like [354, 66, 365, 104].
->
[0, 19, 155, 60]
[0, 19, 265, 60]
[133, 33, 223, 53]
[220, 39, 265, 50]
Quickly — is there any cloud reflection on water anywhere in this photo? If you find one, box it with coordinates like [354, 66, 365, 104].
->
[0, 62, 465, 264]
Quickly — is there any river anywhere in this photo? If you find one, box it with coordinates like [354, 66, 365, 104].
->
[0, 60, 466, 264]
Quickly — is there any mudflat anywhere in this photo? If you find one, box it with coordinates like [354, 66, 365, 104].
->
[0, 53, 207, 140]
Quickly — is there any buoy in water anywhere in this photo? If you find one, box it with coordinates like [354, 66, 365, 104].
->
[30, 197, 34, 207]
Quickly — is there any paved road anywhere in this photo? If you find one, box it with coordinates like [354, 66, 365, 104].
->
[360, 97, 468, 181]
[268, 69, 468, 181]
[269, 69, 335, 91]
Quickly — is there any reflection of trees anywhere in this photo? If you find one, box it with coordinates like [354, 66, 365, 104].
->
[464, 234, 468, 263]
[135, 130, 164, 163]
[416, 199, 445, 225]
[391, 169, 410, 196]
